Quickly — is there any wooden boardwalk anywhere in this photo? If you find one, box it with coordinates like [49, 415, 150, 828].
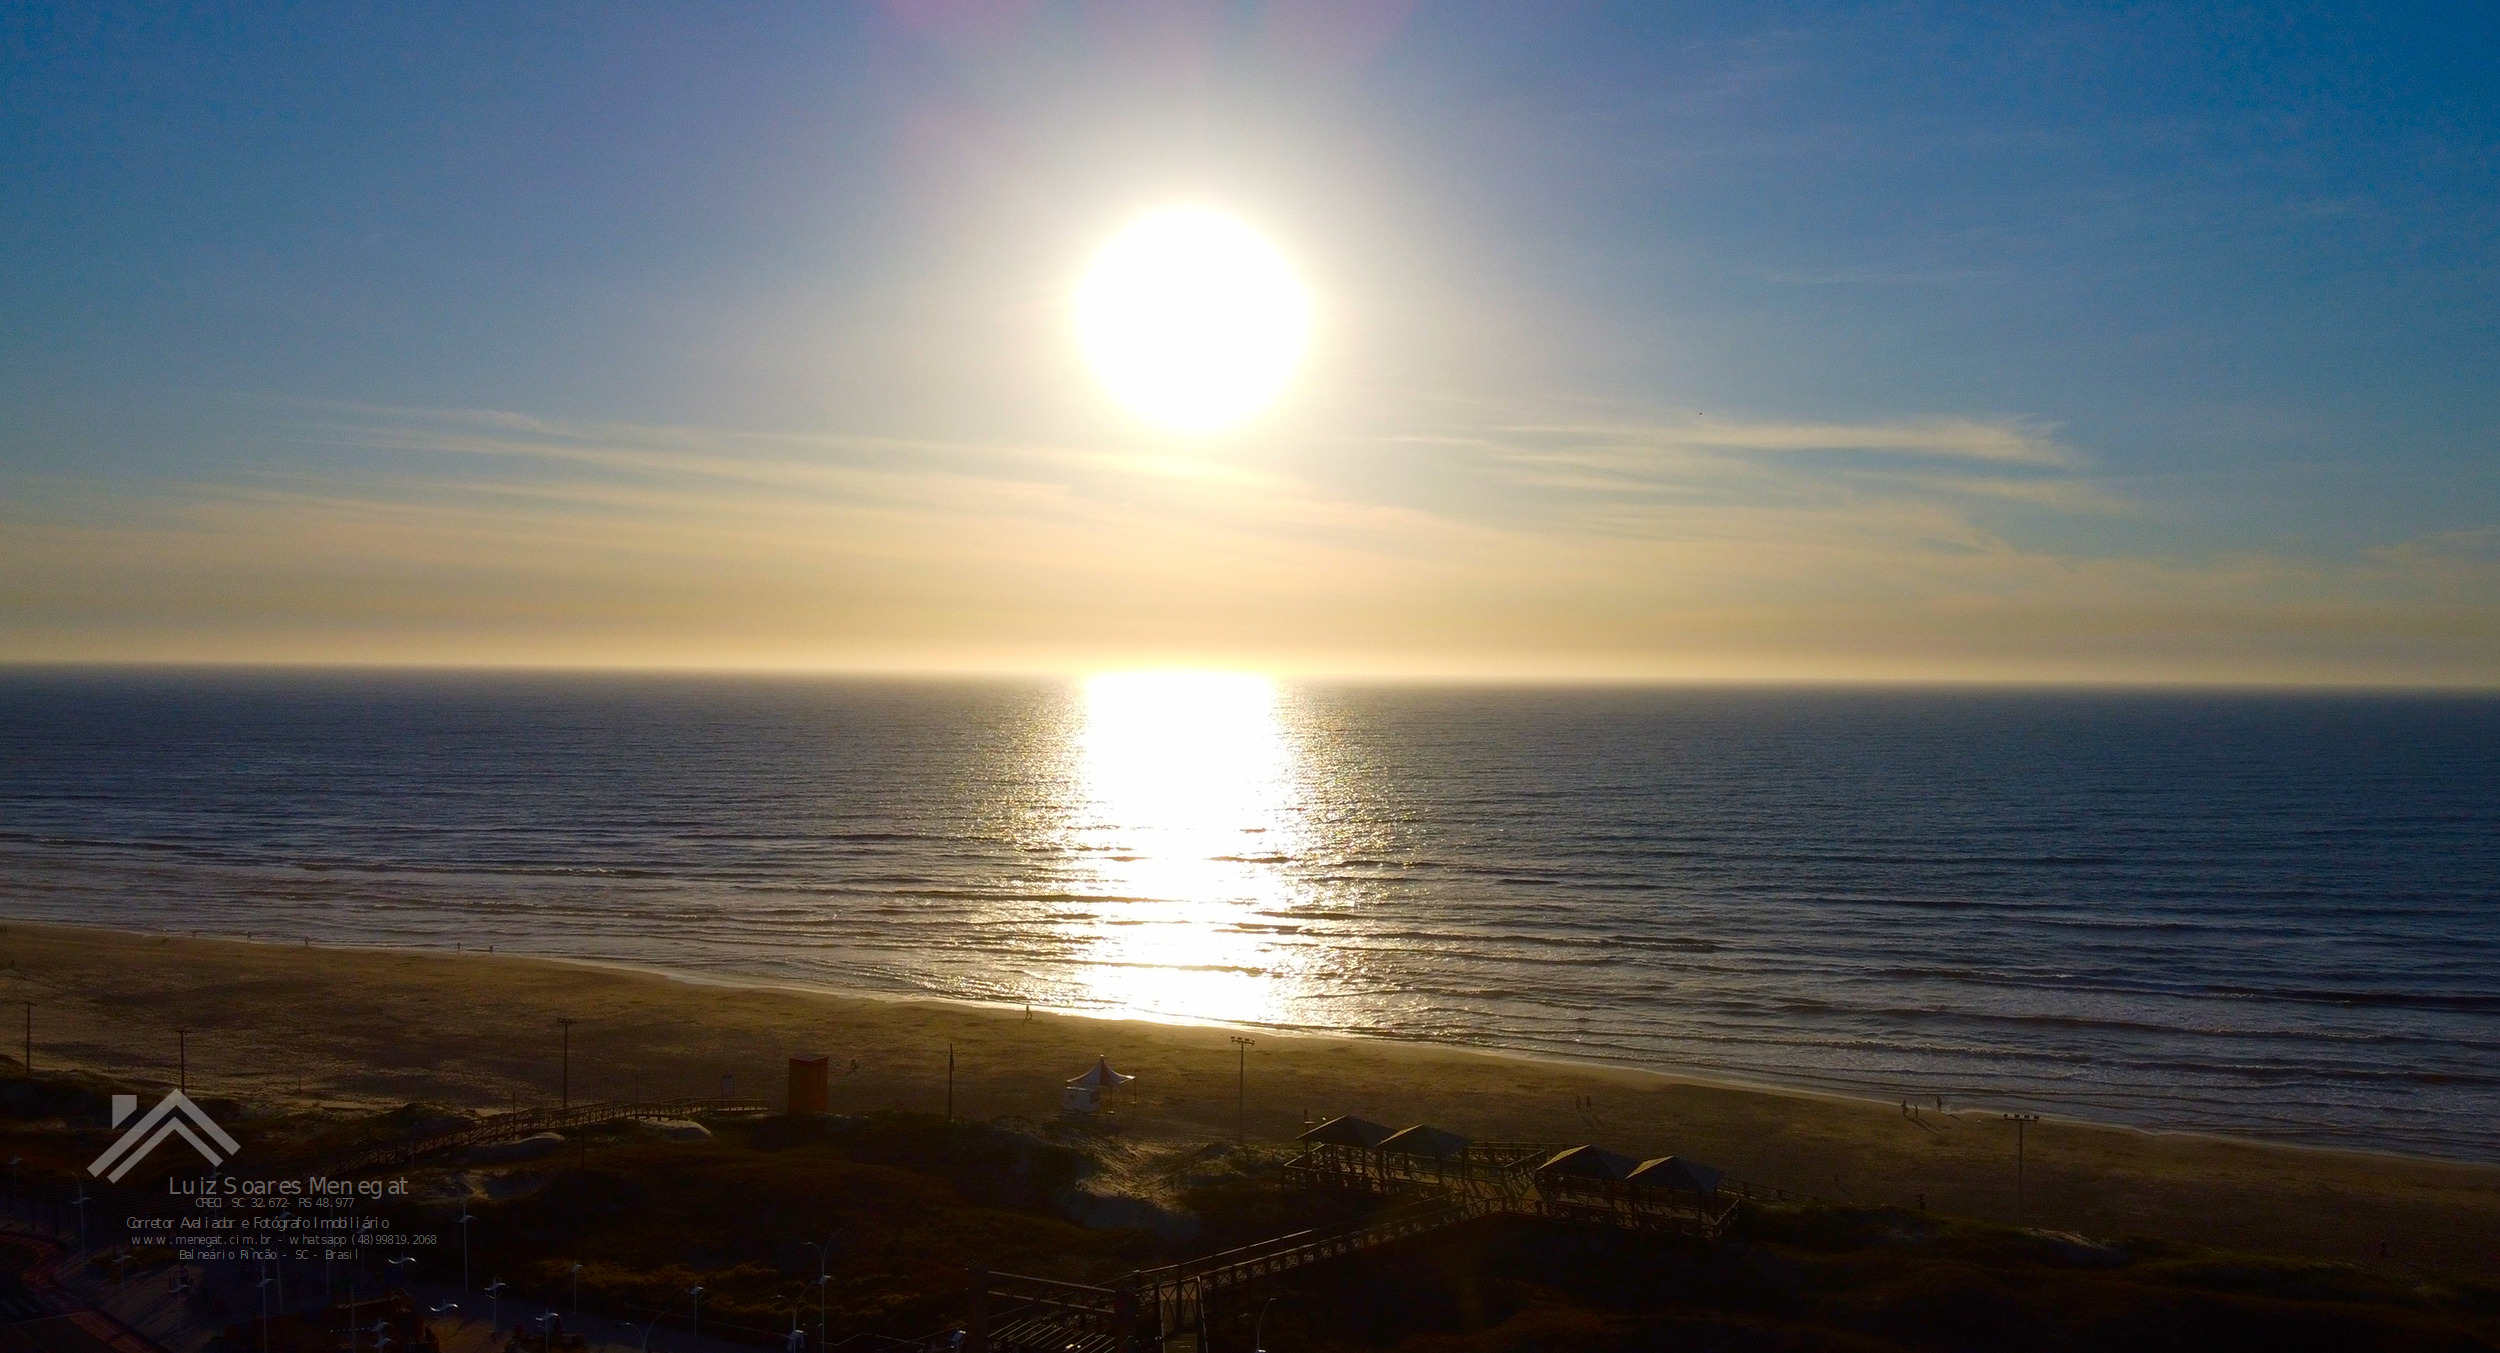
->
[970, 1141, 1739, 1353]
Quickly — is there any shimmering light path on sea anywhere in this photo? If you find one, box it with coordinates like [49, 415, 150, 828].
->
[3, 672, 2495, 1159]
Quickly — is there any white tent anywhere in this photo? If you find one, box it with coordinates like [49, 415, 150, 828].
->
[1061, 1056, 1136, 1114]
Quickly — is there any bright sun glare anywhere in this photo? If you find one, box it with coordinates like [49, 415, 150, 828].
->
[1075, 207, 1312, 434]
[1065, 670, 1302, 1024]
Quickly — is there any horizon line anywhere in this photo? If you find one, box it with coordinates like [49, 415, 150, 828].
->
[3, 657, 2496, 694]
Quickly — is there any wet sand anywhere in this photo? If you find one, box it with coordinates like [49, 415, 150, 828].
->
[2, 921, 2493, 1277]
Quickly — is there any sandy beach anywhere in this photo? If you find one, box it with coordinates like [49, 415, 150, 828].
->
[1, 920, 2492, 1279]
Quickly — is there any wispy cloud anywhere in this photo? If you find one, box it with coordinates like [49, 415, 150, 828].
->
[1492, 415, 2080, 465]
[0, 403, 2492, 683]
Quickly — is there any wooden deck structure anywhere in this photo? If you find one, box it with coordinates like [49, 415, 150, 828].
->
[967, 1117, 1740, 1353]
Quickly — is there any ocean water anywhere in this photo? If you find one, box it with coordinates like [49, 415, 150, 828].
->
[1, 671, 2495, 1160]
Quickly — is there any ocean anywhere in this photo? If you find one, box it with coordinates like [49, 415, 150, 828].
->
[2, 670, 2494, 1159]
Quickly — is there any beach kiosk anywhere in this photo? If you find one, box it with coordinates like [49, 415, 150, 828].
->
[1623, 1154, 1727, 1234]
[1376, 1123, 1472, 1184]
[1625, 1155, 1722, 1196]
[1294, 1115, 1395, 1188]
[1534, 1144, 1640, 1183]
[1061, 1056, 1134, 1115]
[1533, 1144, 1642, 1223]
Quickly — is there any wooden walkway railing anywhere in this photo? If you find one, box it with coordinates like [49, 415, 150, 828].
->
[964, 1201, 1484, 1353]
[1283, 1146, 1736, 1234]
[968, 1140, 1741, 1353]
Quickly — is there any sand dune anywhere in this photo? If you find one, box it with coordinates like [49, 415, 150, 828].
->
[2, 921, 2492, 1278]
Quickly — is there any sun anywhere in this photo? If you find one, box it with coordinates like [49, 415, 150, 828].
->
[1075, 206, 1313, 434]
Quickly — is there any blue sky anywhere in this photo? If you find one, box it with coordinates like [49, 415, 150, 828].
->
[3, 2, 2495, 680]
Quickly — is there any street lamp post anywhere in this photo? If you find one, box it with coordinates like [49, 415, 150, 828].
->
[457, 1204, 473, 1292]
[177, 1027, 189, 1094]
[1229, 1036, 1255, 1146]
[2002, 1113, 2042, 1228]
[486, 1279, 506, 1333]
[690, 1284, 706, 1351]
[1255, 1296, 1290, 1353]
[20, 1002, 29, 1074]
[69, 1183, 88, 1255]
[557, 1018, 576, 1112]
[804, 1233, 839, 1350]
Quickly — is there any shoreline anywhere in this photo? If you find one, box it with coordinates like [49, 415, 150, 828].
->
[1, 918, 2496, 1278]
[6, 915, 2487, 1173]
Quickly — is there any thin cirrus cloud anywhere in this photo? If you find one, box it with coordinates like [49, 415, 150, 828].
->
[2, 402, 2492, 683]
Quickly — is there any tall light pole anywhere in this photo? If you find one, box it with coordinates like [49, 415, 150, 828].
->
[2002, 1113, 2041, 1228]
[177, 1027, 189, 1094]
[690, 1284, 705, 1351]
[1229, 1036, 1255, 1146]
[20, 1002, 29, 1074]
[1255, 1296, 1290, 1353]
[804, 1233, 838, 1350]
[557, 1018, 576, 1113]
[456, 1203, 473, 1292]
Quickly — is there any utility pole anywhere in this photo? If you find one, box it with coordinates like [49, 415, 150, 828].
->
[20, 1003, 29, 1074]
[557, 1018, 576, 1112]
[945, 1043, 954, 1123]
[177, 1028, 189, 1094]
[805, 1234, 836, 1353]
[1229, 1036, 1255, 1146]
[2002, 1114, 2041, 1228]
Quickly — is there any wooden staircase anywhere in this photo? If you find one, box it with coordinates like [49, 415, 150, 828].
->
[967, 1140, 1739, 1353]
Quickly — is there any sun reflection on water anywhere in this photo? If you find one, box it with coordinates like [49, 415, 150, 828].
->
[1059, 671, 1305, 1025]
